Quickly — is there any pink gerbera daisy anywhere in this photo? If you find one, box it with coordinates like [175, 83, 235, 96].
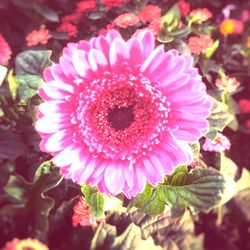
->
[36, 30, 212, 198]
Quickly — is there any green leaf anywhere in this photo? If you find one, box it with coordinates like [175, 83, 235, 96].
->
[158, 211, 204, 250]
[157, 32, 174, 43]
[90, 223, 117, 250]
[235, 168, 250, 193]
[16, 74, 45, 100]
[2, 161, 63, 240]
[81, 185, 105, 218]
[90, 192, 105, 218]
[204, 39, 220, 58]
[15, 50, 52, 76]
[161, 5, 180, 32]
[8, 69, 19, 100]
[190, 142, 200, 158]
[129, 183, 165, 216]
[81, 185, 99, 204]
[233, 188, 250, 222]
[140, 189, 165, 216]
[220, 153, 237, 180]
[111, 223, 161, 250]
[159, 167, 226, 213]
[0, 128, 27, 160]
[129, 183, 153, 208]
[169, 26, 191, 37]
[4, 175, 31, 202]
[33, 3, 59, 22]
[207, 97, 234, 133]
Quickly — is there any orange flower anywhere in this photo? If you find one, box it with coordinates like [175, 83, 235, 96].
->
[220, 19, 244, 36]
[26, 26, 52, 47]
[188, 34, 213, 55]
[247, 36, 250, 48]
[2, 238, 48, 250]
[114, 13, 139, 28]
[138, 4, 162, 23]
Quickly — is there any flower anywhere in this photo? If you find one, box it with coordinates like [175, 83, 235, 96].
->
[246, 120, 250, 131]
[101, 0, 127, 9]
[239, 99, 250, 113]
[26, 26, 52, 47]
[138, 4, 162, 23]
[36, 30, 212, 198]
[188, 34, 213, 55]
[219, 19, 244, 36]
[2, 238, 48, 250]
[189, 8, 212, 24]
[0, 33, 12, 65]
[215, 76, 240, 93]
[176, 0, 190, 16]
[133, 17, 162, 38]
[241, 10, 250, 22]
[61, 13, 82, 25]
[99, 24, 115, 36]
[247, 36, 250, 48]
[202, 133, 231, 153]
[75, 0, 96, 15]
[57, 21, 78, 38]
[114, 13, 139, 28]
[72, 196, 103, 229]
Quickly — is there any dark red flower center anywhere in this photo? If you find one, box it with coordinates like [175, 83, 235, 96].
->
[73, 66, 170, 161]
[107, 106, 135, 131]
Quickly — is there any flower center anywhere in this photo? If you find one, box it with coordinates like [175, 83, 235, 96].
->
[107, 106, 135, 131]
[72, 65, 170, 161]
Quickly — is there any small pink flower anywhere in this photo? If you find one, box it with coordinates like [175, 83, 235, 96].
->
[72, 196, 103, 229]
[36, 30, 212, 198]
[176, 0, 190, 16]
[114, 13, 140, 28]
[215, 76, 240, 93]
[75, 0, 96, 14]
[57, 21, 78, 38]
[188, 34, 213, 55]
[138, 4, 162, 23]
[101, 0, 124, 8]
[189, 8, 213, 24]
[26, 26, 52, 47]
[239, 99, 250, 113]
[0, 33, 12, 65]
[203, 133, 231, 153]
[241, 10, 250, 22]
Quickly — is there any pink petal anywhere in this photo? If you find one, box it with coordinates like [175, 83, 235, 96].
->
[105, 29, 122, 43]
[104, 162, 125, 195]
[109, 38, 129, 69]
[138, 31, 155, 58]
[88, 49, 108, 73]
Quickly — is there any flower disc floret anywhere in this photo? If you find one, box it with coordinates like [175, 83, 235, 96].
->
[36, 30, 212, 198]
